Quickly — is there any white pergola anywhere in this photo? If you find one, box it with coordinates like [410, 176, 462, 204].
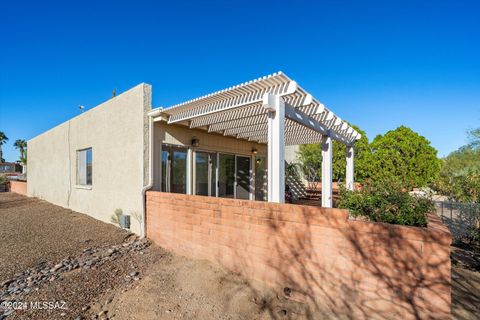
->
[150, 72, 360, 207]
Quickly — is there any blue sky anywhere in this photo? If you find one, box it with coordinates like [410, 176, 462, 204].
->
[1, 0, 479, 162]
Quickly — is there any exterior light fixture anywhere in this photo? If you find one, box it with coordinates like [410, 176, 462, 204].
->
[251, 148, 258, 154]
[191, 137, 200, 147]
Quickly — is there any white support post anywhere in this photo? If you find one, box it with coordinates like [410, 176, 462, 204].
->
[321, 135, 333, 208]
[186, 148, 193, 195]
[264, 93, 285, 203]
[346, 145, 354, 191]
[250, 153, 256, 201]
[215, 153, 219, 197]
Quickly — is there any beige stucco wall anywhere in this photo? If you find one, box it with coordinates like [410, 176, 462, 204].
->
[285, 145, 299, 163]
[285, 144, 307, 198]
[28, 84, 152, 235]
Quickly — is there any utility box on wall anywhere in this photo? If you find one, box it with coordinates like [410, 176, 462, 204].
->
[119, 214, 131, 229]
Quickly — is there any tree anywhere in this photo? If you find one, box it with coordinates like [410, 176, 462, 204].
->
[439, 146, 480, 178]
[297, 124, 372, 185]
[14, 139, 27, 164]
[467, 127, 480, 150]
[297, 143, 322, 189]
[369, 126, 441, 188]
[0, 131, 8, 163]
[436, 168, 480, 203]
[434, 127, 480, 202]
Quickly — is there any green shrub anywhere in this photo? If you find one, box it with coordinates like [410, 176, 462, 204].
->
[0, 175, 7, 184]
[337, 179, 433, 227]
[467, 226, 480, 244]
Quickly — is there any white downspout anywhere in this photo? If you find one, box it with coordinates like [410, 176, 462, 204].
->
[141, 107, 163, 238]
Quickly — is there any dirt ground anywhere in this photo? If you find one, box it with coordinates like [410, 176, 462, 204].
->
[1, 193, 479, 319]
[451, 241, 480, 320]
[95, 254, 317, 320]
[452, 266, 480, 320]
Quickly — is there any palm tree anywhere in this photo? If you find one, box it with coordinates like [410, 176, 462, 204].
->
[14, 139, 27, 164]
[0, 131, 8, 162]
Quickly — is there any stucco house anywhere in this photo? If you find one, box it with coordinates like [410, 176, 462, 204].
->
[26, 73, 453, 318]
[0, 162, 22, 174]
[28, 72, 361, 236]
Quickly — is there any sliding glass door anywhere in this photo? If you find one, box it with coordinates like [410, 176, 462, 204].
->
[236, 156, 251, 200]
[160, 146, 258, 200]
[218, 154, 235, 198]
[255, 155, 267, 201]
[195, 152, 216, 196]
[161, 145, 188, 194]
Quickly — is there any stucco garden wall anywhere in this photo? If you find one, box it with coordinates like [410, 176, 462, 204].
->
[146, 191, 451, 319]
[28, 84, 152, 235]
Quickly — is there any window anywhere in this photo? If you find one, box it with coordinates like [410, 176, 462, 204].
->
[77, 148, 92, 186]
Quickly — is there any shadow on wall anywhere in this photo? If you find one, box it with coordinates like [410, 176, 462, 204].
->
[217, 215, 450, 319]
[146, 193, 452, 320]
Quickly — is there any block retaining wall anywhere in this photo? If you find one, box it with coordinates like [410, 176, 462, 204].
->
[9, 180, 27, 196]
[146, 191, 451, 319]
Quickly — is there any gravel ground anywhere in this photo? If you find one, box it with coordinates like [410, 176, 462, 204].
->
[7, 240, 166, 320]
[0, 193, 129, 283]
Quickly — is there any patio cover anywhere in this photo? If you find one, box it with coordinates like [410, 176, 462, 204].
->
[153, 72, 360, 146]
[150, 72, 360, 206]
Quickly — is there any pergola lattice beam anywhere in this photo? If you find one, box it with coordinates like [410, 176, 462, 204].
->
[284, 104, 356, 146]
[193, 104, 265, 129]
[233, 120, 314, 141]
[223, 123, 268, 136]
[207, 114, 268, 133]
[153, 71, 361, 147]
[190, 94, 316, 130]
[168, 75, 298, 124]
